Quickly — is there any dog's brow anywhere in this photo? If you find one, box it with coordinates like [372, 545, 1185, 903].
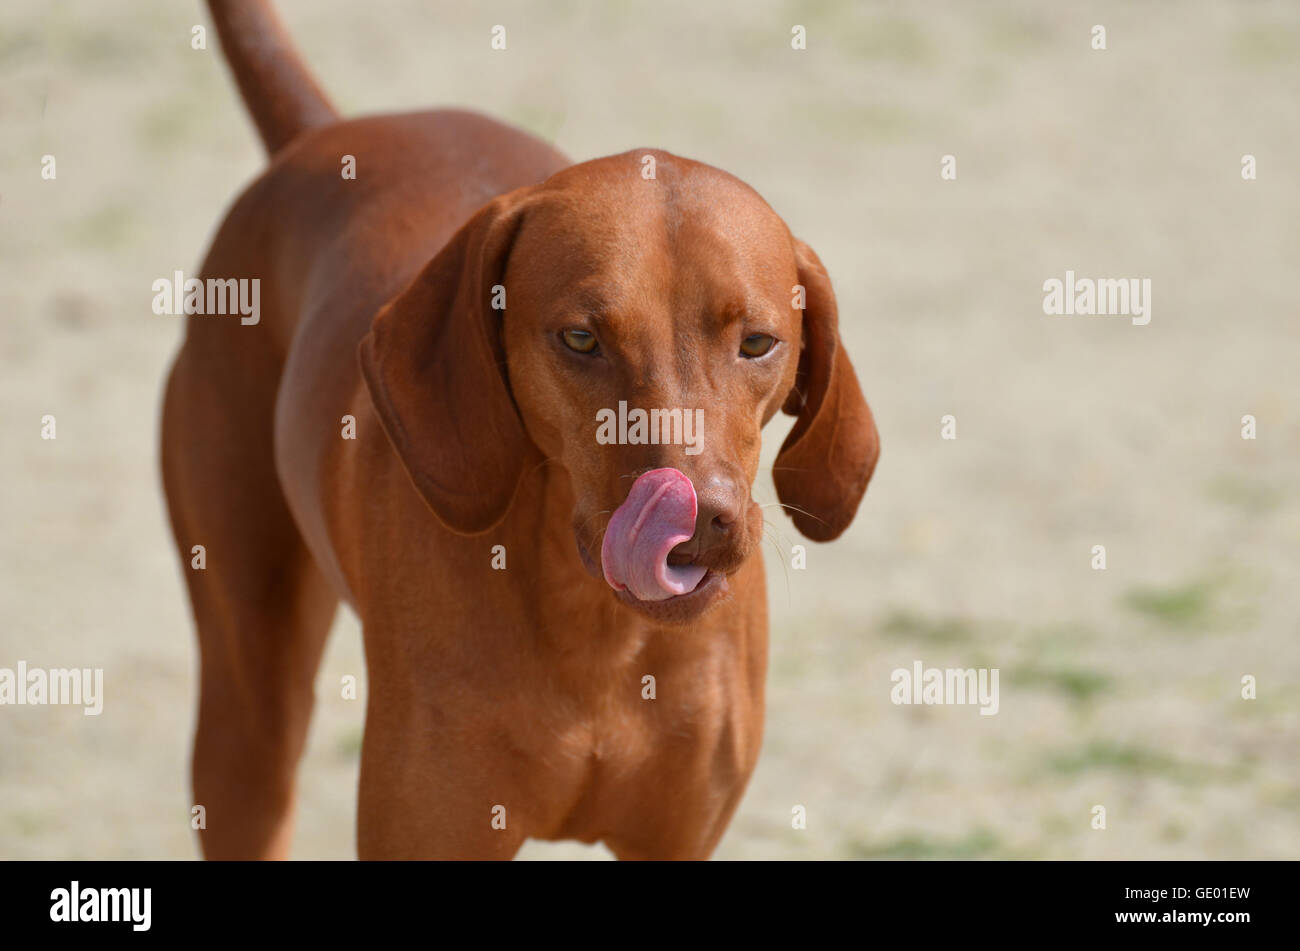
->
[566, 288, 611, 321]
[710, 300, 762, 331]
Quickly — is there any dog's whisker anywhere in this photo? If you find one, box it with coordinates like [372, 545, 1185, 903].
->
[577, 508, 613, 537]
[527, 455, 563, 477]
[755, 500, 828, 526]
[760, 523, 794, 605]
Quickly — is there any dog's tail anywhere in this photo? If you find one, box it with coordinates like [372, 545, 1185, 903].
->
[206, 0, 339, 155]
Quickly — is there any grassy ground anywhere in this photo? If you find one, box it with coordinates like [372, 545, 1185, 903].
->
[1, 0, 1297, 859]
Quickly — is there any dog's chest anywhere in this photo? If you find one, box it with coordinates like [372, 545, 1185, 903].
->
[529, 631, 765, 843]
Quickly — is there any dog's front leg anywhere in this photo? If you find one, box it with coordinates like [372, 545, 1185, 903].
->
[355, 688, 531, 860]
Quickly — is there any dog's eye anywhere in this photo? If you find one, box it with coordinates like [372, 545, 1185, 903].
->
[739, 333, 775, 358]
[562, 329, 598, 354]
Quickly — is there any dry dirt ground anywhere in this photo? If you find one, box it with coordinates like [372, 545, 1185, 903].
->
[1, 0, 1297, 859]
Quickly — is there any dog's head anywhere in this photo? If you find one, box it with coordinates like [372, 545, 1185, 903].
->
[359, 150, 878, 622]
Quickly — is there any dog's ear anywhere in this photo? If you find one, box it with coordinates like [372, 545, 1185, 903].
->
[358, 189, 533, 535]
[773, 238, 880, 542]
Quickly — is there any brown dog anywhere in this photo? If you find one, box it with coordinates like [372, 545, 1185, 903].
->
[162, 0, 879, 859]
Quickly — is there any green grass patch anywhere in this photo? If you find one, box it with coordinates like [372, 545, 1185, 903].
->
[70, 204, 137, 250]
[1160, 820, 1188, 843]
[1009, 664, 1113, 703]
[1231, 25, 1300, 67]
[335, 726, 363, 760]
[880, 610, 974, 644]
[849, 827, 1000, 860]
[1122, 580, 1215, 627]
[1206, 474, 1282, 514]
[6, 811, 51, 836]
[1048, 740, 1179, 776]
[1045, 741, 1216, 785]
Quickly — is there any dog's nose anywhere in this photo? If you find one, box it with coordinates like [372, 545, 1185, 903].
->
[694, 475, 743, 542]
[662, 472, 748, 570]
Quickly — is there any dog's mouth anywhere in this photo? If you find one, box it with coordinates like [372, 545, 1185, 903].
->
[600, 468, 705, 601]
[573, 468, 737, 621]
[610, 566, 729, 621]
[573, 539, 734, 622]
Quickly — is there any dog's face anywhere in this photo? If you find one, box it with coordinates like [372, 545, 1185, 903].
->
[359, 150, 879, 623]
[503, 155, 800, 620]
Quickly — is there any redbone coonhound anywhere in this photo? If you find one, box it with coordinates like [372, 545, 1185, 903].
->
[162, 0, 879, 860]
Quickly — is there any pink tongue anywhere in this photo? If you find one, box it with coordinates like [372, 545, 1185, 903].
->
[601, 468, 707, 602]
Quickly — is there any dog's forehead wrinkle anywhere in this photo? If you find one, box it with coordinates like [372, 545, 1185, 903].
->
[538, 152, 783, 248]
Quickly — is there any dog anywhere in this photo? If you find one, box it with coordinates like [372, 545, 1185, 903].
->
[161, 0, 879, 859]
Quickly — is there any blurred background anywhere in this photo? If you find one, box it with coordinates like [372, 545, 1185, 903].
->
[1, 0, 1297, 859]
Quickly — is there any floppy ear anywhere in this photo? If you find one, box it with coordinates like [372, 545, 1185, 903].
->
[358, 190, 533, 535]
[774, 239, 880, 542]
